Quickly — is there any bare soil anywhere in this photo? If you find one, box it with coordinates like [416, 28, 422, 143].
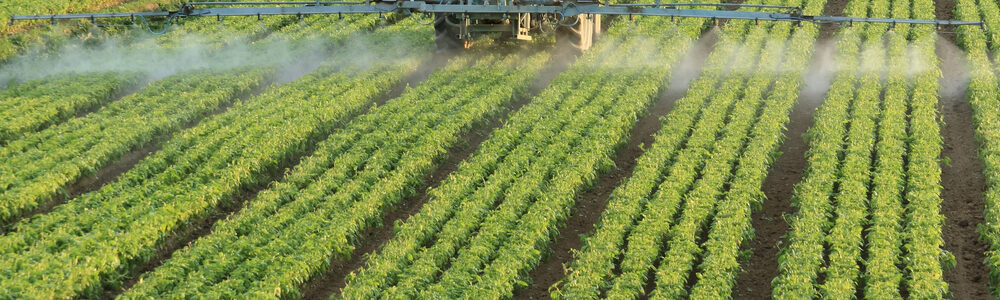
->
[298, 48, 572, 299]
[937, 37, 991, 300]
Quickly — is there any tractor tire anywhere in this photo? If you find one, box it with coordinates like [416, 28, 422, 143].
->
[555, 14, 597, 52]
[434, 13, 464, 52]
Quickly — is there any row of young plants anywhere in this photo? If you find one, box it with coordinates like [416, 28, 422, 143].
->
[0, 69, 267, 225]
[0, 72, 140, 145]
[973, 0, 1000, 55]
[632, 14, 793, 300]
[862, 0, 912, 297]
[775, 0, 951, 297]
[551, 19, 741, 298]
[121, 42, 547, 299]
[553, 17, 752, 298]
[556, 9, 774, 298]
[686, 0, 822, 295]
[0, 21, 432, 299]
[771, 0, 872, 296]
[668, 0, 829, 296]
[338, 7, 707, 299]
[902, 0, 948, 296]
[955, 0, 1000, 296]
[0, 0, 387, 227]
[817, 0, 888, 295]
[553, 0, 828, 297]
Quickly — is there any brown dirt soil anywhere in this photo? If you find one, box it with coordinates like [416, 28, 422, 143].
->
[936, 37, 991, 300]
[934, 0, 959, 44]
[297, 48, 571, 299]
[732, 36, 836, 299]
[818, 0, 848, 39]
[514, 31, 719, 300]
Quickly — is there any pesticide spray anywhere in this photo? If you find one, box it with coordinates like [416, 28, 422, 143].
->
[0, 20, 428, 88]
[935, 33, 970, 102]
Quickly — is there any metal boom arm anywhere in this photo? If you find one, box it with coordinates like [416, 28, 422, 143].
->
[8, 1, 983, 28]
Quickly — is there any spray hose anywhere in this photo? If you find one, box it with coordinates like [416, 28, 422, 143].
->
[138, 14, 179, 35]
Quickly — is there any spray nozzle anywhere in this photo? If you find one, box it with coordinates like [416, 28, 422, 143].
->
[7, 17, 13, 26]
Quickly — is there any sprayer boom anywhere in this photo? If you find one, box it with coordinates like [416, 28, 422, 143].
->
[8, 1, 984, 51]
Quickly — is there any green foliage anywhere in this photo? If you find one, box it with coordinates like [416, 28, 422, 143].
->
[122, 36, 543, 298]
[775, 0, 950, 297]
[341, 3, 708, 299]
[0, 72, 141, 145]
[0, 69, 267, 226]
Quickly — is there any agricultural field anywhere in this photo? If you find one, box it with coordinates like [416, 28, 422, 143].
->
[1, 0, 1000, 298]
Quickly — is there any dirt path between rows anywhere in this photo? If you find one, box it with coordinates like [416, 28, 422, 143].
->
[936, 36, 991, 300]
[515, 31, 719, 300]
[732, 35, 837, 298]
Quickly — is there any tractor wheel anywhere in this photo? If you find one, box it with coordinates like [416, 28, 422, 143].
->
[434, 13, 464, 52]
[555, 14, 597, 52]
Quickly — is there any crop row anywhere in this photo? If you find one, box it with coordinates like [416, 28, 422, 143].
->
[552, 17, 738, 298]
[0, 72, 139, 144]
[0, 21, 431, 299]
[902, 0, 948, 296]
[338, 5, 707, 299]
[553, 14, 753, 299]
[682, 0, 825, 296]
[561, 10, 773, 300]
[119, 30, 549, 299]
[973, 0, 1000, 55]
[552, 0, 829, 297]
[862, 0, 911, 297]
[0, 69, 267, 225]
[955, 0, 1000, 296]
[631, 14, 792, 300]
[0, 0, 399, 226]
[817, 0, 887, 295]
[774, 0, 950, 297]
[771, 0, 874, 296]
